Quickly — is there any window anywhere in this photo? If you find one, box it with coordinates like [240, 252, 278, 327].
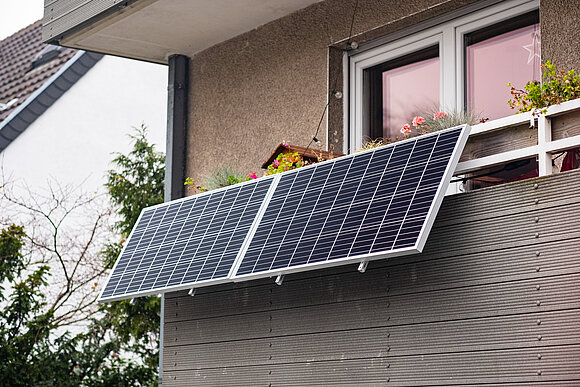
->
[465, 11, 540, 120]
[366, 46, 440, 140]
[349, 0, 540, 152]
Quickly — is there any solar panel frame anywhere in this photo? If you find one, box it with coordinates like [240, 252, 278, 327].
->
[99, 125, 469, 302]
[231, 125, 470, 282]
[98, 175, 278, 302]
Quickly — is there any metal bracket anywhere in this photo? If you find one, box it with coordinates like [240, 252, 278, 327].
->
[188, 288, 196, 297]
[358, 260, 369, 273]
[129, 298, 136, 305]
[275, 274, 284, 286]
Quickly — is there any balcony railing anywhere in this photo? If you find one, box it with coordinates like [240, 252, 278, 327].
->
[455, 98, 580, 178]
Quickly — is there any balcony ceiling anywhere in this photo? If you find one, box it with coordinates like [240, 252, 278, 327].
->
[48, 0, 321, 64]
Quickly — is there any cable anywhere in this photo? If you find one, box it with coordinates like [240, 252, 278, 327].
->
[302, 0, 359, 157]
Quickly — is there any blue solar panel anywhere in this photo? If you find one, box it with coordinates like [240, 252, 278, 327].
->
[100, 125, 469, 301]
[99, 178, 273, 301]
[233, 126, 468, 280]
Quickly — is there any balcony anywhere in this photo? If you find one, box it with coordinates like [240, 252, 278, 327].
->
[453, 98, 580, 191]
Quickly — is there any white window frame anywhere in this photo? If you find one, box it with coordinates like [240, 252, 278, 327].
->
[347, 0, 539, 153]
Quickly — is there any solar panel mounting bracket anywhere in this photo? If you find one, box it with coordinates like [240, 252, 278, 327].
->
[275, 274, 284, 286]
[358, 260, 369, 273]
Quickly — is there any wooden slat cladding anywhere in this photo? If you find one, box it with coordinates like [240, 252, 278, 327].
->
[459, 123, 536, 162]
[163, 169, 580, 386]
[552, 109, 580, 140]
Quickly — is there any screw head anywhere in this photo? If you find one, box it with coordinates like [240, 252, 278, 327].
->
[536, 285, 541, 290]
[537, 319, 542, 325]
[535, 198, 540, 204]
[537, 370, 542, 375]
[537, 335, 542, 340]
[538, 354, 542, 359]
[534, 217, 539, 223]
[535, 233, 540, 238]
[536, 251, 541, 257]
[534, 183, 539, 189]
[536, 300, 542, 306]
[536, 266, 541, 272]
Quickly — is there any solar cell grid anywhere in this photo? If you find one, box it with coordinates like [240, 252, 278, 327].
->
[100, 178, 273, 301]
[100, 125, 468, 301]
[234, 126, 467, 278]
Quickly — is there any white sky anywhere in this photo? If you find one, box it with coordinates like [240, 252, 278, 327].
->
[0, 0, 44, 41]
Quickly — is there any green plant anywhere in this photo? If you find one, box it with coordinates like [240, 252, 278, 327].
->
[508, 60, 580, 113]
[106, 124, 165, 236]
[184, 177, 206, 193]
[266, 152, 305, 175]
[403, 109, 481, 135]
[357, 138, 392, 152]
[185, 166, 258, 192]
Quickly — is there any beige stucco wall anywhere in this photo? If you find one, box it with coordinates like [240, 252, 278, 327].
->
[540, 0, 580, 72]
[186, 0, 573, 185]
[186, 0, 477, 184]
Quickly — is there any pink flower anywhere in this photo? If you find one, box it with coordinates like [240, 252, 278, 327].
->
[248, 172, 258, 179]
[272, 159, 280, 167]
[412, 116, 425, 127]
[400, 124, 411, 134]
[433, 111, 448, 120]
[282, 140, 289, 147]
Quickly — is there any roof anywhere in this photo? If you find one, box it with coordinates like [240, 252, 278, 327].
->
[0, 20, 102, 152]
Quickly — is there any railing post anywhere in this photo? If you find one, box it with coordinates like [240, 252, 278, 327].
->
[537, 115, 552, 176]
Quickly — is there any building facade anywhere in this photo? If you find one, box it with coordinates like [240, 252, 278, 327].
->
[45, 0, 580, 385]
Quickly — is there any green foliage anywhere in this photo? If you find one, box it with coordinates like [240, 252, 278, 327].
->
[203, 165, 246, 190]
[0, 224, 26, 289]
[101, 124, 166, 384]
[508, 60, 580, 113]
[186, 166, 258, 193]
[412, 109, 481, 134]
[0, 125, 164, 386]
[266, 152, 304, 175]
[106, 124, 165, 237]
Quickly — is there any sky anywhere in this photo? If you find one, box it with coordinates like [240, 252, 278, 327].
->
[0, 0, 44, 41]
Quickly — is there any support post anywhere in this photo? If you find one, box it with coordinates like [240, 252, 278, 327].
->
[165, 55, 189, 202]
[158, 293, 164, 386]
[538, 115, 552, 177]
[160, 54, 189, 385]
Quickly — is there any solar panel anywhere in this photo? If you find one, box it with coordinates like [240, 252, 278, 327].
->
[232, 125, 469, 280]
[100, 125, 469, 301]
[99, 178, 274, 302]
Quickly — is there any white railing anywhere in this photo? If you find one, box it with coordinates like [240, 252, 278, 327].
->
[455, 98, 580, 176]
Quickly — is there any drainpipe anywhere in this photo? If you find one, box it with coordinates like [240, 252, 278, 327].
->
[161, 54, 189, 385]
[165, 54, 189, 202]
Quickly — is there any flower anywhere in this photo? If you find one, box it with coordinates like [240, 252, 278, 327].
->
[282, 140, 289, 147]
[400, 123, 411, 134]
[272, 159, 280, 167]
[412, 116, 425, 127]
[433, 111, 448, 120]
[248, 172, 258, 179]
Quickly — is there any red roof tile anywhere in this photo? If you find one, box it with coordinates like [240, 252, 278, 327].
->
[0, 20, 76, 122]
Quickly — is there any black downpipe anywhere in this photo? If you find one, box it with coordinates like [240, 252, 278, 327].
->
[165, 54, 189, 202]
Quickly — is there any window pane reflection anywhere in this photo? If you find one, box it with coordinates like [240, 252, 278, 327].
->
[382, 56, 439, 138]
[466, 23, 541, 120]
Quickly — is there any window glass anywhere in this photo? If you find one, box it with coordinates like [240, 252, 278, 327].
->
[466, 18, 540, 120]
[382, 56, 439, 137]
[365, 46, 439, 140]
